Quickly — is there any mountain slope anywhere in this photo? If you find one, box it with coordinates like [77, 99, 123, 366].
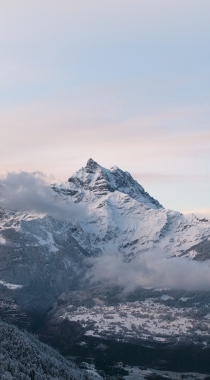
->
[0, 321, 97, 379]
[53, 159, 210, 260]
[54, 158, 163, 209]
[0, 209, 88, 321]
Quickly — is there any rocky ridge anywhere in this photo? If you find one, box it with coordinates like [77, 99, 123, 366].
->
[53, 159, 210, 260]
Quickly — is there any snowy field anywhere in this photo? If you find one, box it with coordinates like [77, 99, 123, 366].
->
[61, 297, 210, 344]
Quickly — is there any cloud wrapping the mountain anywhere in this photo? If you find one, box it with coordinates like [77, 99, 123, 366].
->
[0, 171, 84, 220]
[1, 171, 210, 292]
[88, 251, 210, 291]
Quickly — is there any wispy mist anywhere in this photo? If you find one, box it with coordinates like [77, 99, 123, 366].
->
[0, 171, 84, 220]
[88, 250, 210, 292]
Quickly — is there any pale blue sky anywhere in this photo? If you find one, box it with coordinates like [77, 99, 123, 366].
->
[0, 0, 210, 213]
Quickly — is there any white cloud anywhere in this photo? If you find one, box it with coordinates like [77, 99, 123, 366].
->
[88, 250, 210, 292]
[0, 171, 85, 220]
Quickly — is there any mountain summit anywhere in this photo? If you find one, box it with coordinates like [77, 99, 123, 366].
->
[53, 159, 210, 260]
[56, 158, 163, 209]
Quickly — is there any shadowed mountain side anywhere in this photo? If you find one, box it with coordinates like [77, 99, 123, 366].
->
[0, 321, 96, 379]
[181, 239, 210, 261]
[0, 213, 90, 329]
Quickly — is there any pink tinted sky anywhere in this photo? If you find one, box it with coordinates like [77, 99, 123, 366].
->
[0, 0, 210, 213]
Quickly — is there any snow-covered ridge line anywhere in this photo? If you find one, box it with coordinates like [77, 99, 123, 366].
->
[54, 158, 163, 209]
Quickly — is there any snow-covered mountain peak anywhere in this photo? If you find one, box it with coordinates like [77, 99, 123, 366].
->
[59, 159, 163, 209]
[86, 157, 100, 171]
[52, 161, 210, 260]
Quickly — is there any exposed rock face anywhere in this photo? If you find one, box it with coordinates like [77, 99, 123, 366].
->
[182, 239, 210, 261]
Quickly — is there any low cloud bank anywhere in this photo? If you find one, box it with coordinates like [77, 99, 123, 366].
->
[88, 251, 210, 292]
[0, 171, 84, 220]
